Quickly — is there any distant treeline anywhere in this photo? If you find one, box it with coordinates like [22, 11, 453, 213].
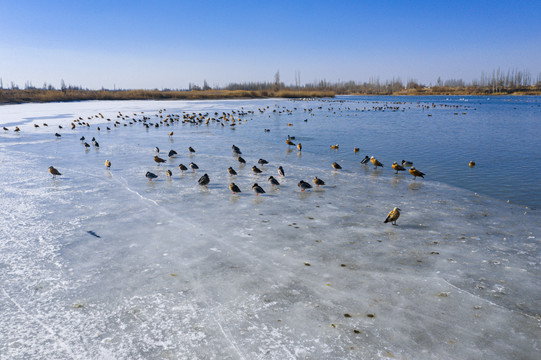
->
[1, 68, 540, 104]
[224, 68, 541, 95]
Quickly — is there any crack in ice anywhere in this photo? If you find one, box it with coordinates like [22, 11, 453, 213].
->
[116, 175, 160, 207]
[439, 277, 539, 321]
[211, 312, 247, 360]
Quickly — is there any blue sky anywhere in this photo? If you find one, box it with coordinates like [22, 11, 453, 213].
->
[1, 0, 540, 89]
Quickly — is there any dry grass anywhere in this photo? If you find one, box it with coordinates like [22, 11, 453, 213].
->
[0, 89, 335, 104]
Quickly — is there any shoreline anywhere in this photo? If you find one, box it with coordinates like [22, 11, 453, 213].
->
[2, 88, 541, 106]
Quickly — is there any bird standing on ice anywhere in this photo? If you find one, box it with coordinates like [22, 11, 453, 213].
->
[198, 173, 210, 186]
[332, 162, 342, 171]
[392, 161, 405, 174]
[298, 180, 312, 191]
[370, 156, 383, 169]
[229, 182, 241, 194]
[384, 207, 401, 225]
[49, 166, 62, 178]
[313, 177, 325, 187]
[154, 155, 166, 165]
[252, 183, 265, 195]
[409, 167, 425, 179]
[268, 176, 280, 186]
[146, 171, 158, 181]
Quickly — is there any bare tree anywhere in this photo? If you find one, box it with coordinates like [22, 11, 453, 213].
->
[274, 70, 280, 91]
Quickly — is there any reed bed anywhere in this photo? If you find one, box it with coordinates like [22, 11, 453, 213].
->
[0, 89, 335, 104]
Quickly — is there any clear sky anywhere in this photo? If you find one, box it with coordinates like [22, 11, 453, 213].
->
[1, 0, 540, 90]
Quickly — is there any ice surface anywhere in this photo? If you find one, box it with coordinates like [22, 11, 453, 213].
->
[0, 99, 540, 359]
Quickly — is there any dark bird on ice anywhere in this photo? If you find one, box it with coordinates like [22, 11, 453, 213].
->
[146, 171, 158, 181]
[278, 166, 285, 177]
[189, 162, 199, 171]
[198, 173, 210, 186]
[252, 165, 262, 174]
[178, 163, 188, 172]
[168, 149, 177, 157]
[188, 146, 196, 153]
[49, 166, 62, 178]
[361, 156, 370, 164]
[237, 156, 246, 164]
[154, 155, 166, 164]
[401, 160, 413, 167]
[105, 160, 111, 169]
[55, 133, 61, 137]
[252, 183, 265, 195]
[268, 176, 280, 186]
[298, 180, 312, 191]
[232, 145, 242, 154]
[228, 167, 237, 176]
[229, 182, 241, 194]
[166, 169, 172, 177]
[258, 158, 269, 165]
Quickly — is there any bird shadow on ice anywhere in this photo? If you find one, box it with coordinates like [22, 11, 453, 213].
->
[49, 177, 70, 185]
[87, 230, 101, 238]
[370, 170, 383, 178]
[253, 197, 265, 205]
[297, 191, 312, 200]
[395, 223, 430, 230]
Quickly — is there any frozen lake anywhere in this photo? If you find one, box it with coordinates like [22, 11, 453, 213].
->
[0, 98, 540, 359]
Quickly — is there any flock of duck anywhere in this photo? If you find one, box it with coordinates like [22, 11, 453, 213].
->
[15, 100, 475, 226]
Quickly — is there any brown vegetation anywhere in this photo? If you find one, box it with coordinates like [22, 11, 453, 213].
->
[2, 67, 540, 104]
[0, 89, 335, 104]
